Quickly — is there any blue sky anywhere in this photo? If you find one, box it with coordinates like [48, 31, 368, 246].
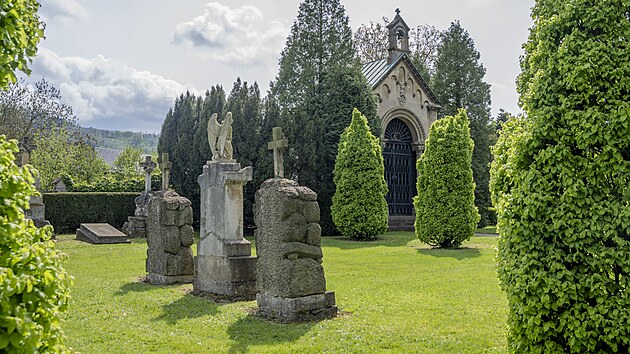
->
[32, 0, 534, 132]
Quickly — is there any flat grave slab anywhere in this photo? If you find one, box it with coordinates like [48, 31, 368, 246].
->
[76, 223, 131, 244]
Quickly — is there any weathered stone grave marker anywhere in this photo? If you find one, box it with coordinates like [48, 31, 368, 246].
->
[254, 127, 337, 322]
[194, 112, 257, 299]
[140, 155, 157, 192]
[18, 136, 51, 229]
[123, 155, 157, 238]
[146, 190, 194, 285]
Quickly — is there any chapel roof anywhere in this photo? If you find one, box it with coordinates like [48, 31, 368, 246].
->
[362, 52, 441, 105]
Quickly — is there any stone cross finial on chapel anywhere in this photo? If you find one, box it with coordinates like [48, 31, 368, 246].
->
[160, 153, 172, 191]
[18, 136, 37, 167]
[140, 155, 157, 192]
[268, 127, 288, 178]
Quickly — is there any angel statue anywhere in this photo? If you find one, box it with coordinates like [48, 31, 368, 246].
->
[207, 112, 234, 160]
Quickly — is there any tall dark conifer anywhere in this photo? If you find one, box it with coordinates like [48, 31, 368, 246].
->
[431, 21, 494, 227]
[273, 0, 377, 234]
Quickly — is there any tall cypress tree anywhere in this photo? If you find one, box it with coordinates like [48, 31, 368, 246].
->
[273, 0, 377, 234]
[491, 1, 630, 351]
[432, 21, 494, 227]
[226, 79, 265, 226]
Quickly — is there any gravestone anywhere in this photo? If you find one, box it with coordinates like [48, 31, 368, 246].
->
[18, 137, 51, 229]
[122, 192, 151, 238]
[254, 127, 336, 322]
[51, 177, 67, 192]
[145, 190, 194, 285]
[140, 155, 157, 192]
[76, 223, 131, 244]
[123, 155, 160, 238]
[194, 111, 257, 299]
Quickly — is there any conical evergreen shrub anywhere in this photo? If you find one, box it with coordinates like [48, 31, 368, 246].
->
[414, 109, 478, 248]
[331, 108, 388, 240]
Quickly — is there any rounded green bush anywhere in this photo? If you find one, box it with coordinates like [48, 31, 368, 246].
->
[0, 136, 72, 352]
[414, 109, 479, 248]
[332, 108, 388, 240]
[490, 1, 630, 351]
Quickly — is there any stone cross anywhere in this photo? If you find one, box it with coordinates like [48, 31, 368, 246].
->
[140, 155, 157, 192]
[18, 136, 37, 167]
[160, 153, 172, 191]
[267, 127, 288, 178]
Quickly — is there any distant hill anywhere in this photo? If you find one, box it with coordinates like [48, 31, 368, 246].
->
[82, 127, 159, 154]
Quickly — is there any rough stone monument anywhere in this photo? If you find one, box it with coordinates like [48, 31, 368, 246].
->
[194, 112, 257, 299]
[145, 190, 194, 285]
[18, 137, 51, 229]
[254, 127, 337, 322]
[123, 155, 160, 238]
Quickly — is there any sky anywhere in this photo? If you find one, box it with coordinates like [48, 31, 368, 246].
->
[31, 0, 535, 133]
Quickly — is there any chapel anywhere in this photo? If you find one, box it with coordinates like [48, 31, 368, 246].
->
[362, 9, 441, 229]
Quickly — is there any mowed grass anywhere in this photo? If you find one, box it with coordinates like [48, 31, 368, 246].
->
[55, 232, 507, 353]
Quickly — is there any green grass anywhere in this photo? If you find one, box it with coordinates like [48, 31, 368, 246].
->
[55, 232, 507, 353]
[476, 225, 498, 234]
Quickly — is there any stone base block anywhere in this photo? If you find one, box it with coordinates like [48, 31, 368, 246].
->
[124, 216, 147, 238]
[257, 292, 337, 323]
[193, 255, 257, 299]
[146, 273, 193, 285]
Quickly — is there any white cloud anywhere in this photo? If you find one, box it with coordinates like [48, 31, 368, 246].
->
[29, 48, 197, 132]
[39, 0, 88, 24]
[172, 2, 288, 65]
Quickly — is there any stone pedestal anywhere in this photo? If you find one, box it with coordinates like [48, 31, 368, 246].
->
[254, 178, 336, 322]
[194, 161, 256, 299]
[146, 191, 194, 285]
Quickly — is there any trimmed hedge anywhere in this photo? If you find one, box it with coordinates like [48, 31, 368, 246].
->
[43, 193, 137, 233]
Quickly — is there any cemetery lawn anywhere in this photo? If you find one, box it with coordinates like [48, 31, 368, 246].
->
[55, 232, 507, 353]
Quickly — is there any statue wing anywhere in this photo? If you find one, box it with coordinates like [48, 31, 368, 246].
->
[217, 112, 232, 155]
[208, 113, 220, 147]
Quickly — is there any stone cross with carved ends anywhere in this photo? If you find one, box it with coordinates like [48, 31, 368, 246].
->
[18, 136, 37, 167]
[140, 155, 157, 192]
[268, 127, 288, 178]
[160, 153, 172, 191]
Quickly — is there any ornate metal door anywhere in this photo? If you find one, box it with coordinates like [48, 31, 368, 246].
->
[383, 119, 416, 215]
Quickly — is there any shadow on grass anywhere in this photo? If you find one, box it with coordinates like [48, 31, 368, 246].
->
[416, 247, 482, 260]
[226, 313, 314, 353]
[115, 279, 157, 295]
[154, 292, 220, 325]
[325, 231, 416, 250]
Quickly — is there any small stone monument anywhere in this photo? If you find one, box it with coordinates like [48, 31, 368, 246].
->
[122, 156, 157, 238]
[146, 190, 194, 285]
[160, 153, 172, 191]
[122, 192, 151, 238]
[18, 137, 51, 229]
[194, 111, 257, 299]
[140, 155, 157, 192]
[254, 127, 337, 322]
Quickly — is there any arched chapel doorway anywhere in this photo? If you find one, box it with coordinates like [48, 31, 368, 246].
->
[383, 118, 417, 215]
